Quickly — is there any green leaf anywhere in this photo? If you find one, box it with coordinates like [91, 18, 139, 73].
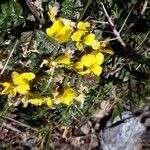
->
[43, 128, 51, 150]
[35, 30, 61, 56]
[1, 3, 8, 15]
[111, 101, 123, 121]
[9, 0, 23, 16]
[61, 0, 83, 19]
[0, 14, 5, 25]
[0, 0, 24, 31]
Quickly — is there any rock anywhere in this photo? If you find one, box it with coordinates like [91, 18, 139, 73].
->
[92, 100, 114, 119]
[100, 111, 150, 150]
[69, 134, 99, 150]
[80, 123, 91, 135]
[24, 137, 37, 148]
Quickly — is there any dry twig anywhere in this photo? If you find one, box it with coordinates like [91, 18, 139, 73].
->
[2, 122, 21, 133]
[135, 31, 150, 50]
[4, 116, 32, 129]
[100, 2, 126, 48]
[140, 0, 148, 15]
[119, 6, 134, 34]
[0, 39, 18, 76]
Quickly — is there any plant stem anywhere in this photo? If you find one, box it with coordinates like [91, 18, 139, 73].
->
[78, 0, 92, 21]
[0, 39, 18, 76]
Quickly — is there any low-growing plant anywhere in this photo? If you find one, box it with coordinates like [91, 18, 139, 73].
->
[0, 0, 149, 132]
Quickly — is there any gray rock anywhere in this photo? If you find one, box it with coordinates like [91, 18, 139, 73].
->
[101, 111, 148, 150]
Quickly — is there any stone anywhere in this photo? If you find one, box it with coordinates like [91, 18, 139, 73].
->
[80, 123, 91, 135]
[100, 111, 149, 150]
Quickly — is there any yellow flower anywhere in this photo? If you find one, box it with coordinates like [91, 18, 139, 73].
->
[71, 30, 86, 42]
[55, 55, 71, 64]
[55, 86, 75, 105]
[29, 97, 53, 107]
[11, 72, 35, 94]
[74, 60, 91, 75]
[46, 19, 73, 43]
[91, 40, 100, 50]
[99, 42, 114, 54]
[71, 21, 99, 51]
[0, 71, 35, 97]
[77, 21, 90, 30]
[40, 55, 71, 70]
[71, 22, 90, 42]
[0, 82, 17, 97]
[75, 52, 104, 76]
[43, 97, 53, 107]
[83, 33, 95, 46]
[93, 38, 114, 54]
[59, 18, 75, 27]
[29, 98, 43, 106]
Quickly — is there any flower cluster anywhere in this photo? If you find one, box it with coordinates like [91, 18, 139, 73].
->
[75, 52, 104, 75]
[46, 4, 74, 44]
[71, 21, 99, 50]
[45, 4, 113, 76]
[46, 19, 73, 43]
[0, 71, 75, 107]
[0, 3, 113, 109]
[28, 86, 75, 107]
[0, 71, 35, 97]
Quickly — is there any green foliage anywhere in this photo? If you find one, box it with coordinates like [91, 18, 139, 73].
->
[78, 0, 92, 21]
[0, 0, 24, 33]
[111, 100, 124, 121]
[0, 96, 9, 120]
[0, 0, 149, 139]
[35, 30, 61, 56]
[61, 0, 83, 19]
[43, 127, 51, 150]
[57, 106, 73, 126]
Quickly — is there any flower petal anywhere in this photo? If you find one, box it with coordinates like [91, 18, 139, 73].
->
[59, 18, 75, 27]
[20, 72, 35, 81]
[55, 55, 70, 64]
[92, 41, 100, 50]
[60, 87, 75, 105]
[29, 98, 43, 106]
[83, 33, 95, 46]
[17, 81, 30, 94]
[74, 62, 83, 70]
[91, 65, 103, 76]
[95, 53, 104, 65]
[81, 54, 95, 67]
[46, 20, 73, 43]
[77, 22, 90, 30]
[71, 30, 85, 42]
[11, 71, 21, 85]
[1, 82, 12, 95]
[43, 97, 53, 107]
